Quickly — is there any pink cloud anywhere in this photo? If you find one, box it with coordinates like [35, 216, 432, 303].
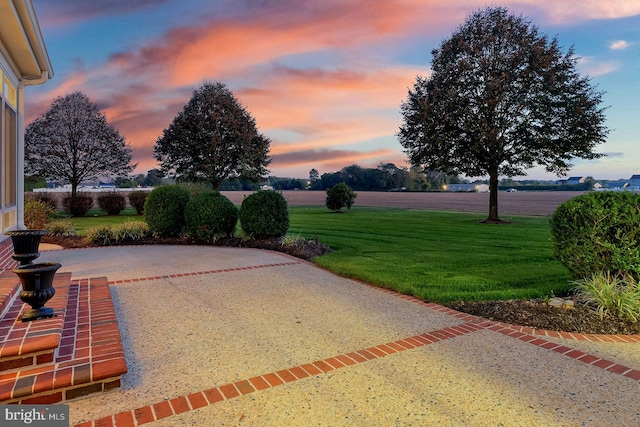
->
[30, 0, 640, 178]
[36, 0, 170, 28]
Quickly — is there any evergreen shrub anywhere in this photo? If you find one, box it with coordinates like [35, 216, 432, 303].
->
[144, 185, 190, 236]
[184, 191, 238, 242]
[239, 191, 289, 238]
[550, 191, 640, 280]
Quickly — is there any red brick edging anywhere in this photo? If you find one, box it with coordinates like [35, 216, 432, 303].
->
[72, 266, 640, 427]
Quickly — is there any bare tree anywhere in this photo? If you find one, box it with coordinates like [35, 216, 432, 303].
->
[25, 92, 135, 197]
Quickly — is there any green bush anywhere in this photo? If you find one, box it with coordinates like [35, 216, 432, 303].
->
[184, 192, 238, 242]
[62, 194, 94, 217]
[239, 191, 289, 238]
[144, 185, 190, 236]
[550, 191, 640, 280]
[47, 220, 76, 236]
[573, 271, 640, 321]
[128, 191, 148, 215]
[326, 182, 357, 212]
[24, 198, 54, 229]
[97, 192, 126, 215]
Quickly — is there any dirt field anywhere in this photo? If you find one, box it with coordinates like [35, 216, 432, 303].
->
[222, 190, 587, 217]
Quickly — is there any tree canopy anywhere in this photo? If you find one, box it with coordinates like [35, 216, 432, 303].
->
[154, 82, 271, 190]
[398, 7, 609, 222]
[25, 92, 135, 197]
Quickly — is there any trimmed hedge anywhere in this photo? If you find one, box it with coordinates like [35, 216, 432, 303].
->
[239, 191, 289, 238]
[550, 191, 640, 280]
[184, 192, 238, 242]
[97, 192, 126, 215]
[143, 185, 190, 236]
[62, 194, 94, 217]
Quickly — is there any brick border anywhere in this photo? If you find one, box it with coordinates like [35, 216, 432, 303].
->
[0, 277, 127, 404]
[73, 315, 640, 427]
[71, 266, 640, 427]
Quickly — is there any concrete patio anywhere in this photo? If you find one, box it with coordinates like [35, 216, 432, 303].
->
[28, 245, 640, 426]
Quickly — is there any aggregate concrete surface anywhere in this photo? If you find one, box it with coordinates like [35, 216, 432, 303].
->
[38, 246, 640, 426]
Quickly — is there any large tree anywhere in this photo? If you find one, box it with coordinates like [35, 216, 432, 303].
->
[154, 82, 271, 190]
[398, 7, 608, 222]
[25, 92, 135, 197]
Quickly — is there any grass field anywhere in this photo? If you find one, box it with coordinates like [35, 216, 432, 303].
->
[61, 208, 143, 234]
[65, 205, 573, 303]
[287, 207, 572, 303]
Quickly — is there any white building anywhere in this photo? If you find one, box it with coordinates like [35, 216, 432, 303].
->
[0, 0, 53, 267]
[446, 183, 490, 193]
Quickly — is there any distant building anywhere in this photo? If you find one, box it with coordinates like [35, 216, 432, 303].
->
[629, 175, 640, 189]
[561, 176, 585, 185]
[446, 184, 489, 193]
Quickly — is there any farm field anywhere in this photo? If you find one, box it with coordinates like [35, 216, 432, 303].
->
[222, 190, 586, 216]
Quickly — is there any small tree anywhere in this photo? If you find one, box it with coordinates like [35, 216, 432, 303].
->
[154, 81, 271, 190]
[25, 92, 135, 198]
[326, 183, 356, 212]
[399, 7, 609, 222]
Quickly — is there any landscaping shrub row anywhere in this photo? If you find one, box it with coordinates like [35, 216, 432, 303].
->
[30, 191, 150, 217]
[143, 185, 289, 242]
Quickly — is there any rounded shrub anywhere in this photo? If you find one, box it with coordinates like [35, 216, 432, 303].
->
[62, 194, 94, 217]
[239, 191, 289, 238]
[128, 191, 148, 215]
[24, 198, 54, 229]
[184, 192, 238, 242]
[326, 182, 357, 212]
[97, 192, 126, 215]
[550, 191, 640, 280]
[143, 185, 190, 236]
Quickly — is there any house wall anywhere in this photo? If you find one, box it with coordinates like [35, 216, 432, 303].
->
[0, 51, 20, 243]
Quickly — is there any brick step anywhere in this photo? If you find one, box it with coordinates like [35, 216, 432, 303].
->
[0, 271, 69, 373]
[0, 273, 127, 404]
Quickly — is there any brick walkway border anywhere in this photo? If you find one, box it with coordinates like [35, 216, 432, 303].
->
[73, 263, 640, 427]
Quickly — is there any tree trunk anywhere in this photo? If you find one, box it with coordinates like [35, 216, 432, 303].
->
[486, 172, 500, 222]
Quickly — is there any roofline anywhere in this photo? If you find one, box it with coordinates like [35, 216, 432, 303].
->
[0, 0, 54, 81]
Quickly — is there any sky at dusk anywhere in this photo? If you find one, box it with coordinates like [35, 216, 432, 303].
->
[26, 0, 640, 181]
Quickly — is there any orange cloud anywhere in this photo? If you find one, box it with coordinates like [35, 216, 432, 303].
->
[31, 0, 640, 179]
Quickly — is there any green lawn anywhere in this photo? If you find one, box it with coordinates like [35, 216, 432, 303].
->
[288, 207, 572, 303]
[63, 208, 143, 235]
[64, 206, 573, 303]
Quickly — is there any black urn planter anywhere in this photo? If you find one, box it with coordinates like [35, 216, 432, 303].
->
[13, 262, 61, 322]
[5, 229, 48, 266]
